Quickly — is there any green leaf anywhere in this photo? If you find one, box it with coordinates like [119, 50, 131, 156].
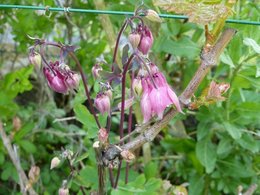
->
[79, 166, 98, 189]
[220, 52, 235, 68]
[237, 133, 259, 153]
[144, 162, 158, 180]
[74, 104, 98, 138]
[188, 174, 204, 195]
[145, 178, 162, 192]
[73, 152, 89, 165]
[155, 36, 200, 59]
[0, 152, 5, 165]
[243, 38, 260, 53]
[218, 158, 254, 178]
[128, 174, 146, 188]
[217, 137, 233, 156]
[18, 140, 37, 154]
[196, 137, 217, 173]
[223, 122, 242, 140]
[13, 122, 34, 141]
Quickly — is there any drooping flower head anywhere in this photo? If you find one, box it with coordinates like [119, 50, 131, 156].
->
[94, 92, 111, 115]
[140, 63, 182, 123]
[43, 61, 80, 94]
[137, 25, 154, 55]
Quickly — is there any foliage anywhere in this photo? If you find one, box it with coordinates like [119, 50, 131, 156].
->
[0, 0, 259, 194]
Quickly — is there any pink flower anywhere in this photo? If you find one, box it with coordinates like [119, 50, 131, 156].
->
[43, 67, 68, 93]
[94, 92, 110, 115]
[138, 26, 154, 55]
[141, 78, 153, 123]
[65, 72, 80, 90]
[43, 61, 80, 94]
[140, 65, 182, 122]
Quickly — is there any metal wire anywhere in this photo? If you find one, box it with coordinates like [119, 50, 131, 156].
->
[0, 4, 259, 26]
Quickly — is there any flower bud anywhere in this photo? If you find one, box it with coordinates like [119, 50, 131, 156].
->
[128, 32, 141, 49]
[13, 116, 22, 132]
[98, 128, 108, 144]
[120, 150, 135, 162]
[50, 157, 61, 170]
[29, 51, 42, 68]
[133, 78, 143, 96]
[94, 93, 110, 115]
[92, 64, 103, 79]
[145, 9, 162, 23]
[59, 188, 69, 195]
[28, 165, 40, 183]
[138, 26, 154, 55]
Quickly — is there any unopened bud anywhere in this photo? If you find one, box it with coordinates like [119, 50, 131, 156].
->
[145, 9, 162, 23]
[94, 93, 111, 115]
[138, 26, 154, 55]
[13, 116, 22, 132]
[50, 157, 61, 170]
[59, 188, 69, 195]
[98, 128, 108, 144]
[133, 78, 143, 96]
[92, 64, 103, 79]
[120, 150, 135, 162]
[28, 165, 40, 183]
[128, 32, 141, 49]
[29, 51, 42, 68]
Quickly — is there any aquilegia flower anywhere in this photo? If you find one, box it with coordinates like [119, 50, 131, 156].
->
[137, 25, 154, 55]
[43, 61, 80, 94]
[140, 64, 182, 123]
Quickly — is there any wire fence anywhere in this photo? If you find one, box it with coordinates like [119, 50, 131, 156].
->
[0, 4, 260, 26]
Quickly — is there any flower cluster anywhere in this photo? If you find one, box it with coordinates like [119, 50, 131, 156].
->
[139, 64, 182, 123]
[129, 24, 154, 55]
[43, 61, 80, 94]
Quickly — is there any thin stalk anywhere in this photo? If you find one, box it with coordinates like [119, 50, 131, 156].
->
[114, 160, 122, 188]
[112, 19, 129, 65]
[114, 54, 135, 189]
[109, 168, 115, 188]
[119, 54, 135, 141]
[66, 159, 86, 195]
[68, 51, 101, 128]
[125, 70, 134, 184]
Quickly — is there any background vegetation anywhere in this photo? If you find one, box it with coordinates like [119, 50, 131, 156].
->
[0, 0, 259, 194]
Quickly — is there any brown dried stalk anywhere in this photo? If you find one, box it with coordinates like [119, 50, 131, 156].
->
[0, 122, 37, 195]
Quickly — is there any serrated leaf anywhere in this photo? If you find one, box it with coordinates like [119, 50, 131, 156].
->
[243, 38, 260, 54]
[154, 0, 231, 25]
[196, 137, 217, 173]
